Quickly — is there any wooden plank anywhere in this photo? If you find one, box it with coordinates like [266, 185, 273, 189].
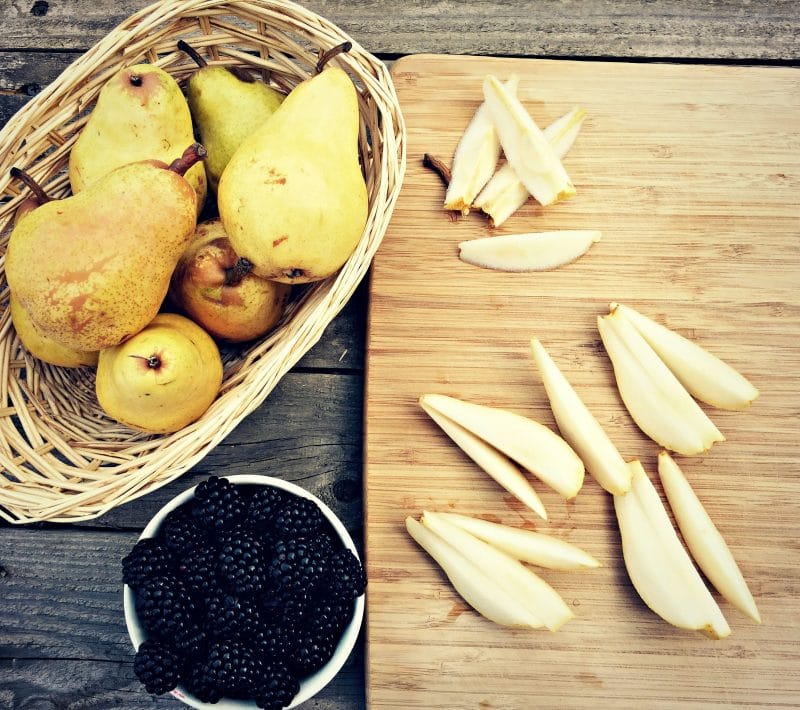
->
[0, 1, 798, 60]
[364, 54, 800, 709]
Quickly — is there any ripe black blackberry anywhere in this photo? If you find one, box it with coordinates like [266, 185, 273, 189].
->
[255, 660, 300, 710]
[326, 548, 367, 601]
[305, 595, 353, 642]
[267, 537, 329, 596]
[184, 660, 223, 704]
[122, 538, 174, 590]
[192, 476, 245, 531]
[135, 575, 198, 640]
[217, 531, 268, 595]
[174, 620, 209, 658]
[251, 620, 298, 664]
[206, 591, 263, 639]
[289, 628, 336, 676]
[270, 497, 324, 538]
[246, 486, 290, 532]
[262, 586, 314, 629]
[200, 641, 264, 699]
[177, 544, 220, 597]
[162, 505, 207, 554]
[133, 639, 184, 695]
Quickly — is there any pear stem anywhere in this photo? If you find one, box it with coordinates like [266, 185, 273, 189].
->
[314, 41, 352, 75]
[177, 39, 207, 68]
[224, 257, 254, 286]
[9, 167, 52, 205]
[129, 354, 161, 369]
[422, 153, 451, 187]
[168, 143, 207, 176]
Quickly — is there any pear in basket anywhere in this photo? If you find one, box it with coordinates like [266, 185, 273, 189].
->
[179, 40, 284, 193]
[169, 218, 291, 342]
[5, 145, 204, 352]
[69, 64, 207, 213]
[217, 43, 368, 284]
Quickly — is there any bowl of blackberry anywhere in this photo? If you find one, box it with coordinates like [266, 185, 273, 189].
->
[122, 474, 366, 709]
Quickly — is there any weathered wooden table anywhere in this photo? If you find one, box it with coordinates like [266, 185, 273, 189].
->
[1, 2, 797, 708]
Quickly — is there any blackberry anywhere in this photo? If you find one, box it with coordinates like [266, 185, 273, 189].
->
[201, 641, 264, 699]
[254, 660, 300, 710]
[162, 505, 207, 554]
[184, 660, 223, 704]
[267, 537, 328, 596]
[192, 476, 245, 531]
[326, 548, 366, 601]
[174, 620, 209, 658]
[218, 531, 268, 595]
[270, 497, 323, 538]
[122, 538, 174, 590]
[177, 544, 220, 597]
[290, 628, 336, 676]
[251, 621, 298, 665]
[262, 587, 314, 628]
[246, 486, 290, 532]
[133, 639, 184, 695]
[305, 596, 353, 642]
[135, 575, 197, 640]
[206, 591, 263, 639]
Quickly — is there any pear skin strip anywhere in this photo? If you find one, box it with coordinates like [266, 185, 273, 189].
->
[657, 452, 761, 623]
[598, 313, 723, 455]
[435, 511, 600, 571]
[422, 511, 573, 631]
[614, 461, 731, 639]
[612, 303, 759, 411]
[482, 75, 576, 207]
[458, 230, 601, 273]
[444, 75, 520, 214]
[420, 397, 548, 520]
[420, 393, 585, 499]
[474, 106, 587, 227]
[530, 338, 631, 495]
[405, 516, 542, 629]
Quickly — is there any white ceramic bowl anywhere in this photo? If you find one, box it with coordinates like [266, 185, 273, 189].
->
[123, 474, 365, 709]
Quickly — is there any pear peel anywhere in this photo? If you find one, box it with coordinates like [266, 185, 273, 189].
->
[612, 303, 759, 411]
[420, 393, 585, 499]
[435, 511, 600, 571]
[530, 338, 631, 495]
[657, 452, 761, 623]
[614, 461, 731, 639]
[420, 397, 548, 520]
[405, 516, 542, 629]
[459, 230, 601, 272]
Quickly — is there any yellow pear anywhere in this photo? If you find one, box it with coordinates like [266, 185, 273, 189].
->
[218, 48, 368, 284]
[6, 146, 203, 352]
[95, 312, 223, 434]
[169, 218, 291, 342]
[10, 297, 98, 368]
[69, 64, 206, 213]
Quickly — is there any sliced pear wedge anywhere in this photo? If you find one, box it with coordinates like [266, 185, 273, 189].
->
[614, 461, 731, 639]
[435, 511, 600, 571]
[474, 106, 587, 227]
[657, 452, 761, 623]
[612, 302, 759, 411]
[482, 75, 576, 207]
[420, 397, 548, 519]
[406, 516, 543, 629]
[422, 511, 573, 631]
[530, 338, 631, 495]
[444, 75, 520, 214]
[598, 311, 724, 455]
[458, 230, 600, 272]
[420, 393, 585, 499]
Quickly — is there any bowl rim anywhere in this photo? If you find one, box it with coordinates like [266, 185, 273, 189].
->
[123, 473, 365, 709]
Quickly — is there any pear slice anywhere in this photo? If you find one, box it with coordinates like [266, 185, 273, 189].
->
[612, 303, 759, 411]
[614, 461, 731, 639]
[530, 338, 631, 495]
[474, 106, 587, 227]
[598, 311, 724, 455]
[420, 397, 548, 520]
[657, 452, 761, 623]
[422, 511, 573, 631]
[406, 516, 542, 629]
[458, 230, 600, 272]
[444, 75, 520, 214]
[482, 74, 576, 207]
[434, 511, 600, 571]
[420, 394, 585, 499]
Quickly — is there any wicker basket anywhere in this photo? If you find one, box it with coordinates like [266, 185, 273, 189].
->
[0, 0, 406, 523]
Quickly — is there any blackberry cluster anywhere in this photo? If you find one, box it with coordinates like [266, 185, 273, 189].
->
[125, 476, 365, 707]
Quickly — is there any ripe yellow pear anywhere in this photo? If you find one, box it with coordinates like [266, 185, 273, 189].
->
[218, 57, 368, 284]
[69, 64, 207, 213]
[6, 146, 203, 352]
[169, 218, 291, 342]
[95, 312, 223, 434]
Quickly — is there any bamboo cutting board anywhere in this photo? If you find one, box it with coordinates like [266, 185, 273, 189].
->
[363, 55, 800, 709]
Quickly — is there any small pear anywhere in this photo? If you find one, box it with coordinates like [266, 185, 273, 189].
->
[218, 44, 368, 284]
[6, 146, 204, 352]
[69, 64, 206, 213]
[179, 40, 284, 193]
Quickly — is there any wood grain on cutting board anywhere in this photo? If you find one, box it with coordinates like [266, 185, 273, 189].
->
[363, 54, 800, 709]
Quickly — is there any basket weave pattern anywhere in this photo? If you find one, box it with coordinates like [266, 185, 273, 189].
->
[0, 0, 406, 523]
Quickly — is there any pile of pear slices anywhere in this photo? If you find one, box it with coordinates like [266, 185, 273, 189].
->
[410, 303, 760, 638]
[427, 74, 600, 272]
